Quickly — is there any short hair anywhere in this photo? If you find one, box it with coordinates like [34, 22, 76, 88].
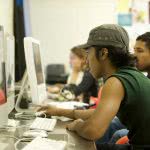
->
[136, 32, 150, 49]
[93, 45, 135, 68]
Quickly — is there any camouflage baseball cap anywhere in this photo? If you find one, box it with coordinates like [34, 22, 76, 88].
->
[79, 24, 129, 51]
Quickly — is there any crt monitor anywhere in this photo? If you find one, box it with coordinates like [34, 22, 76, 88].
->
[23, 37, 47, 105]
[0, 25, 8, 126]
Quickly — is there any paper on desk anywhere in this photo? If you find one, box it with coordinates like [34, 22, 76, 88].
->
[48, 101, 88, 109]
[48, 101, 88, 122]
[51, 116, 72, 122]
[22, 137, 67, 150]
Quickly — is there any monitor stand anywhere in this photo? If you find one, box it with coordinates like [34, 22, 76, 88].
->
[15, 70, 36, 113]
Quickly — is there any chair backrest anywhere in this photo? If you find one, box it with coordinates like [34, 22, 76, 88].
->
[46, 64, 68, 84]
[46, 64, 65, 76]
[90, 86, 103, 109]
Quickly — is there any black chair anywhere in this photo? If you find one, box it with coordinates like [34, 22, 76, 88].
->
[46, 64, 68, 84]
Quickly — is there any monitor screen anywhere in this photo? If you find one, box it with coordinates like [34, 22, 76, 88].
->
[32, 42, 44, 85]
[0, 62, 7, 105]
[0, 26, 7, 106]
[0, 25, 9, 127]
[23, 37, 47, 105]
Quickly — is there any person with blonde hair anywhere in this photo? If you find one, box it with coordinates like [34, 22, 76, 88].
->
[48, 46, 98, 103]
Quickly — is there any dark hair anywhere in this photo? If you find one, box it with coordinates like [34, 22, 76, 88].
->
[93, 46, 135, 68]
[136, 32, 150, 49]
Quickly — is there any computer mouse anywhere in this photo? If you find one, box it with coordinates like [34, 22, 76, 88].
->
[35, 111, 46, 117]
[23, 130, 48, 138]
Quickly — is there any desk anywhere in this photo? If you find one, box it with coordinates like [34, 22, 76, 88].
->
[0, 118, 96, 150]
[51, 121, 96, 150]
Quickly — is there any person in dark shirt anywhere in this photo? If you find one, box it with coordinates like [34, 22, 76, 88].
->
[64, 70, 98, 103]
[38, 24, 150, 150]
[134, 32, 150, 79]
[48, 46, 98, 103]
[63, 46, 98, 103]
[107, 31, 150, 144]
[97, 31, 150, 145]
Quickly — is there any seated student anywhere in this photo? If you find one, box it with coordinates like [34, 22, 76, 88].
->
[134, 32, 150, 78]
[48, 46, 98, 103]
[109, 31, 150, 144]
[38, 24, 150, 150]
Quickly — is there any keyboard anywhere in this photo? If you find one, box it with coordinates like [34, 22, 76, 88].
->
[22, 137, 67, 150]
[30, 117, 57, 131]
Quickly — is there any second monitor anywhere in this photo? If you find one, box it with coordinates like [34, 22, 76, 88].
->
[24, 37, 47, 105]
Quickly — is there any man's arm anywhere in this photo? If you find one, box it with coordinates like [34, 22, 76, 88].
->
[56, 107, 95, 120]
[38, 103, 95, 120]
[67, 77, 124, 140]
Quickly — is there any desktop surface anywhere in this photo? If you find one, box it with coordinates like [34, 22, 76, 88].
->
[0, 113, 96, 150]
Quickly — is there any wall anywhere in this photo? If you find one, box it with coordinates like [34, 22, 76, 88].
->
[0, 0, 14, 34]
[23, 0, 116, 72]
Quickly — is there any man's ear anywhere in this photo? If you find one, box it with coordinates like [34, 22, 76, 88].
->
[99, 48, 108, 60]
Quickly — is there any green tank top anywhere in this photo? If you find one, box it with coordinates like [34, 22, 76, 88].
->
[110, 66, 150, 145]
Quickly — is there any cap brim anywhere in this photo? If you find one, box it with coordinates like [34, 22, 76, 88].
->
[77, 43, 91, 49]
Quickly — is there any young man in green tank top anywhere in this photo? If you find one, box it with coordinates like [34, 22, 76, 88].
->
[106, 32, 150, 144]
[38, 24, 150, 149]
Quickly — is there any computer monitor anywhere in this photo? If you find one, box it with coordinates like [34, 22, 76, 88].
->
[5, 34, 15, 113]
[23, 37, 47, 105]
[0, 26, 15, 126]
[0, 25, 8, 126]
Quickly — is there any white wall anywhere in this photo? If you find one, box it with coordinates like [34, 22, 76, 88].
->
[125, 24, 150, 53]
[0, 0, 14, 34]
[24, 0, 116, 72]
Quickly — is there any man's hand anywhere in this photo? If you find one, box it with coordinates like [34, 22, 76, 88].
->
[66, 119, 84, 131]
[37, 105, 58, 116]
